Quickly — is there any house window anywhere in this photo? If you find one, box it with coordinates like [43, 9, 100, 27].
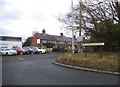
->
[37, 39, 40, 44]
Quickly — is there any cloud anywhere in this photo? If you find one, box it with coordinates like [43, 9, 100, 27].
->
[0, 28, 14, 35]
[0, 0, 22, 21]
[0, 0, 76, 40]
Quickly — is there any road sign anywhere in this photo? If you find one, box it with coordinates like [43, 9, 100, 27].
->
[83, 42, 105, 46]
[83, 42, 105, 58]
[77, 35, 84, 42]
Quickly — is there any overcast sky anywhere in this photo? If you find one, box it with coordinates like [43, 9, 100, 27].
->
[0, 0, 79, 40]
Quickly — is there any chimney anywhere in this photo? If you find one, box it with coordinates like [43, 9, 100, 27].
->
[60, 33, 63, 36]
[42, 29, 46, 34]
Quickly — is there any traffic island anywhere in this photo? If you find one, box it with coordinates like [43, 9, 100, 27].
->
[53, 61, 120, 75]
[53, 53, 120, 75]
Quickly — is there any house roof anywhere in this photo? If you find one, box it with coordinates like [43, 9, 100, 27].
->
[55, 36, 72, 42]
[38, 33, 57, 41]
[37, 33, 72, 42]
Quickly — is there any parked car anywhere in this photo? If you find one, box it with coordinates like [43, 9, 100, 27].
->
[74, 48, 79, 53]
[23, 47, 34, 54]
[0, 48, 17, 56]
[31, 47, 40, 54]
[39, 48, 46, 54]
[14, 47, 28, 55]
[52, 47, 65, 52]
[31, 47, 46, 54]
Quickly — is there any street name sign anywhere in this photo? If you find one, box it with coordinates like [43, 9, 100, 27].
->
[83, 42, 105, 46]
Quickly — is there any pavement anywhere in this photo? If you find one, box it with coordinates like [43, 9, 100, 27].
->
[2, 52, 119, 85]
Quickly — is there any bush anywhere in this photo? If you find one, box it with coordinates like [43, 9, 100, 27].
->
[44, 43, 55, 48]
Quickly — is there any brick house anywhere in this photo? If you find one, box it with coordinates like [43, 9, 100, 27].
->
[31, 29, 73, 51]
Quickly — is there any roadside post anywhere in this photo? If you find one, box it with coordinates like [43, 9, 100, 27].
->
[84, 46, 87, 58]
[83, 42, 105, 58]
[71, 0, 75, 53]
[100, 46, 102, 58]
[77, 35, 84, 53]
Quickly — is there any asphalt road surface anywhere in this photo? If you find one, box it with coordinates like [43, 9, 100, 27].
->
[2, 52, 119, 85]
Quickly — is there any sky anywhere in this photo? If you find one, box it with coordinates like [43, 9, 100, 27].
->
[0, 0, 78, 41]
[1, 0, 119, 41]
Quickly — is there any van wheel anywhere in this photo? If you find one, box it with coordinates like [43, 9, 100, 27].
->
[0, 52, 2, 55]
[6, 52, 8, 56]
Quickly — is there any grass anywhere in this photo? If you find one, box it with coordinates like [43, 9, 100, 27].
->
[55, 52, 119, 72]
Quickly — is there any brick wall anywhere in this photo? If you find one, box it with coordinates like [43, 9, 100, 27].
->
[31, 33, 41, 48]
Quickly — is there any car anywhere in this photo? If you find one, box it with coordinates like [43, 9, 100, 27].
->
[23, 47, 34, 54]
[14, 47, 28, 55]
[31, 47, 46, 54]
[0, 48, 17, 56]
[52, 47, 65, 52]
[39, 48, 46, 54]
[31, 47, 40, 54]
[74, 49, 79, 53]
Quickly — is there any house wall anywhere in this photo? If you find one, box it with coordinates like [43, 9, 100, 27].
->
[31, 33, 41, 48]
[31, 33, 72, 51]
[31, 33, 56, 48]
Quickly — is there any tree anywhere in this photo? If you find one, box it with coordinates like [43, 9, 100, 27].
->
[57, 0, 120, 51]
[88, 20, 120, 51]
[23, 37, 33, 47]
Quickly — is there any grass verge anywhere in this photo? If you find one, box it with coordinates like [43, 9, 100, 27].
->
[55, 52, 119, 72]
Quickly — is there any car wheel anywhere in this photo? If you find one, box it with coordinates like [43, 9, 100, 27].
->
[6, 52, 8, 56]
[31, 52, 33, 54]
[20, 52, 23, 55]
[17, 52, 20, 55]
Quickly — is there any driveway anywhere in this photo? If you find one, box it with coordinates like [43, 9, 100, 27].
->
[2, 53, 119, 85]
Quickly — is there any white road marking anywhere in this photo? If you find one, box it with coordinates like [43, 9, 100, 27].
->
[18, 58, 25, 61]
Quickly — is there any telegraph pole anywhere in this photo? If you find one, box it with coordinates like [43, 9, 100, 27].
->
[71, 0, 75, 53]
[79, 0, 82, 36]
[79, 0, 83, 53]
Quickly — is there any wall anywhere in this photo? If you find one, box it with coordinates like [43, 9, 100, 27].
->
[31, 33, 41, 48]
[0, 40, 22, 48]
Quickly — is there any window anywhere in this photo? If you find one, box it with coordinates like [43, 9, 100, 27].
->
[37, 39, 40, 44]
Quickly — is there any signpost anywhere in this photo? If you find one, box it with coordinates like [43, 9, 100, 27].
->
[77, 35, 84, 53]
[83, 42, 105, 58]
[77, 35, 84, 42]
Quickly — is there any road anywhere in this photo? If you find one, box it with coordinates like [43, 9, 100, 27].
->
[2, 52, 119, 85]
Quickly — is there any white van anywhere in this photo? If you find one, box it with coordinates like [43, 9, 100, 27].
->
[0, 46, 17, 56]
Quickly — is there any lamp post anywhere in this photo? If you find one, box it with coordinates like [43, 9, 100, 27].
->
[71, 0, 75, 53]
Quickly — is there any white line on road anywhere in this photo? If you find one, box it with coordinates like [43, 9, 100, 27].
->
[18, 58, 25, 61]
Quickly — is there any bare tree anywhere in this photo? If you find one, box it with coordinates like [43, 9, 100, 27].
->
[56, 0, 120, 35]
